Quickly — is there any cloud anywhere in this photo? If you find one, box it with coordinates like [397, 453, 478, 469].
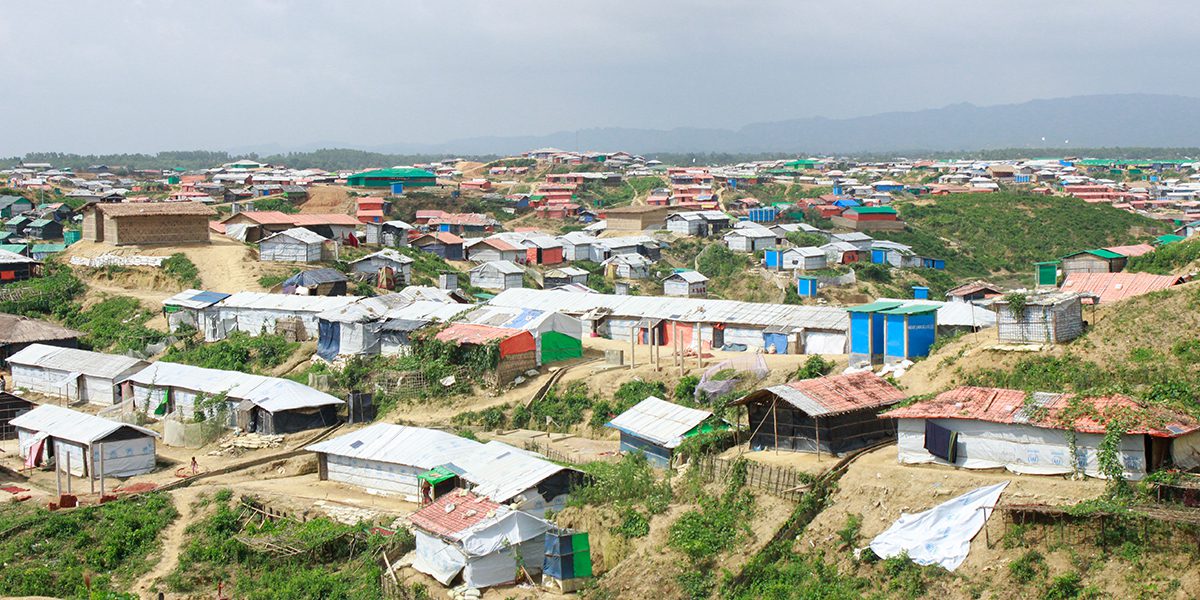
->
[1, 0, 1198, 154]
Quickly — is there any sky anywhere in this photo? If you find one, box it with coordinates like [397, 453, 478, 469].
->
[2, 0, 1199, 155]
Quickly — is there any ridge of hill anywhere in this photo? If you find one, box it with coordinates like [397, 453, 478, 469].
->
[876, 192, 1163, 283]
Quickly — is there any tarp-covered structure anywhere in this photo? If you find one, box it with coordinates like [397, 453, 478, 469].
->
[732, 372, 905, 455]
[7, 344, 147, 406]
[124, 362, 343, 435]
[281, 268, 349, 296]
[882, 386, 1200, 479]
[410, 489, 550, 589]
[162, 289, 231, 334]
[12, 404, 159, 477]
[207, 292, 360, 342]
[458, 305, 583, 365]
[434, 324, 537, 386]
[485, 288, 848, 354]
[315, 296, 468, 359]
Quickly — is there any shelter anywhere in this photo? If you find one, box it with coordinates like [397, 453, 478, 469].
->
[1060, 271, 1182, 304]
[0, 248, 40, 284]
[945, 281, 1002, 303]
[124, 362, 343, 434]
[207, 292, 359, 342]
[0, 313, 80, 366]
[603, 205, 672, 231]
[601, 253, 652, 279]
[364, 220, 414, 247]
[732, 372, 905, 455]
[409, 489, 550, 589]
[724, 227, 776, 252]
[412, 232, 465, 261]
[662, 271, 709, 297]
[990, 291, 1086, 344]
[258, 227, 327, 263]
[316, 297, 467, 359]
[161, 289, 231, 334]
[765, 247, 826, 271]
[7, 344, 147, 406]
[1060, 249, 1128, 274]
[82, 202, 215, 245]
[465, 237, 524, 264]
[831, 206, 904, 232]
[349, 249, 414, 289]
[458, 305, 583, 365]
[847, 301, 938, 365]
[542, 267, 589, 288]
[346, 167, 437, 188]
[469, 260, 525, 291]
[435, 324, 537, 385]
[282, 268, 350, 296]
[605, 396, 724, 467]
[13, 404, 159, 477]
[882, 386, 1200, 478]
[0, 392, 36, 441]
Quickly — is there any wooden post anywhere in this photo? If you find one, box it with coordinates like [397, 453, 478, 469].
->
[773, 398, 779, 454]
[630, 329, 636, 370]
[815, 416, 821, 461]
[652, 327, 659, 370]
[55, 445, 62, 497]
[90, 444, 96, 495]
[65, 451, 72, 495]
[98, 442, 105, 498]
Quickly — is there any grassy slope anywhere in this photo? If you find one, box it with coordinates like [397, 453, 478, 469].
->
[874, 192, 1163, 281]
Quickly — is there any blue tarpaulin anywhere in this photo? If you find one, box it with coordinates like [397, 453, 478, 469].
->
[317, 321, 340, 360]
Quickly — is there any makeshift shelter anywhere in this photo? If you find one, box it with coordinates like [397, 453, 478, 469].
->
[348, 249, 414, 289]
[0, 313, 80, 366]
[435, 324, 537, 386]
[1060, 271, 1182, 304]
[13, 404, 159, 477]
[989, 291, 1086, 344]
[732, 372, 905, 455]
[0, 392, 36, 441]
[469, 260, 525, 291]
[410, 489, 550, 589]
[81, 202, 215, 245]
[662, 271, 708, 297]
[605, 396, 725, 467]
[162, 289, 231, 334]
[258, 227, 327, 263]
[316, 297, 466, 359]
[7, 344, 147, 406]
[412, 232, 464, 261]
[306, 424, 577, 509]
[458, 305, 583, 365]
[543, 267, 589, 289]
[124, 362, 343, 435]
[0, 248, 40, 284]
[281, 268, 349, 296]
[207, 292, 359, 341]
[882, 386, 1200, 479]
[600, 253, 651, 279]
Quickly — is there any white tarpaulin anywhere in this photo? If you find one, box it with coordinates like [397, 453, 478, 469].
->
[869, 481, 1009, 571]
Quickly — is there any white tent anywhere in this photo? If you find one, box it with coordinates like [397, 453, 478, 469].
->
[7, 344, 147, 405]
[12, 404, 159, 477]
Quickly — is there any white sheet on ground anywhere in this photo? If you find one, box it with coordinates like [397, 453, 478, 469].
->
[869, 481, 1008, 571]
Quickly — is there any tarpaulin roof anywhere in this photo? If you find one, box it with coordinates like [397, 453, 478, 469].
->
[126, 362, 343, 413]
[163, 289, 231, 309]
[262, 227, 328, 245]
[306, 423, 480, 469]
[732, 372, 905, 417]
[6, 344, 145, 378]
[435, 323, 524, 345]
[218, 291, 359, 313]
[606, 396, 712, 449]
[11, 404, 158, 445]
[881, 386, 1200, 438]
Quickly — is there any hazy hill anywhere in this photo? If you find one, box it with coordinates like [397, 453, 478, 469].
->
[376, 94, 1200, 154]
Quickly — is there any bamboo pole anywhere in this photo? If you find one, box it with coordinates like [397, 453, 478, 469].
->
[630, 329, 636, 370]
[815, 417, 821, 461]
[98, 442, 105, 498]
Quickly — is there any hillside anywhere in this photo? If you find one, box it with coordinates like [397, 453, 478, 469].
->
[875, 193, 1163, 282]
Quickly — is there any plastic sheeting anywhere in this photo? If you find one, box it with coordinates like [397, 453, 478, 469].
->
[412, 530, 468, 585]
[869, 481, 1009, 571]
[695, 354, 768, 402]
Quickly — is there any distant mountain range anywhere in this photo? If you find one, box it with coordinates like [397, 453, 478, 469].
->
[339, 94, 1200, 156]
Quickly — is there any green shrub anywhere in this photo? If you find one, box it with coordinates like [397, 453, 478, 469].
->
[613, 508, 650, 538]
[1044, 572, 1084, 600]
[568, 452, 672, 515]
[674, 375, 700, 403]
[162, 253, 202, 288]
[1008, 550, 1046, 584]
[162, 331, 298, 373]
[667, 459, 754, 560]
[836, 513, 862, 549]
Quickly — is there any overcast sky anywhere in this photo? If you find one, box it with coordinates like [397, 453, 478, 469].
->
[2, 0, 1198, 155]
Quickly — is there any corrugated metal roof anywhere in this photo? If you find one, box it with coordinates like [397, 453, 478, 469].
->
[486, 288, 849, 332]
[262, 227, 328, 245]
[219, 292, 360, 313]
[0, 248, 37, 264]
[446, 440, 571, 503]
[349, 249, 414, 266]
[6, 344, 145, 378]
[305, 423, 480, 468]
[881, 386, 1200, 438]
[665, 271, 709, 283]
[409, 489, 506, 538]
[11, 404, 158, 445]
[1060, 271, 1182, 304]
[734, 372, 905, 416]
[1103, 243, 1155, 258]
[126, 362, 343, 413]
[606, 396, 712, 449]
[470, 260, 525, 275]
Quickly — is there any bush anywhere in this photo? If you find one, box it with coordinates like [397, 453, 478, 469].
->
[793, 355, 834, 380]
[613, 508, 650, 538]
[836, 513, 862, 549]
[1008, 550, 1045, 584]
[674, 375, 701, 403]
[162, 253, 201, 288]
[1044, 572, 1084, 600]
[163, 331, 299, 373]
[568, 453, 672, 515]
[667, 459, 754, 560]
[63, 296, 166, 353]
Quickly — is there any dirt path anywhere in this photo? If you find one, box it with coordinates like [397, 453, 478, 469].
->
[133, 486, 202, 597]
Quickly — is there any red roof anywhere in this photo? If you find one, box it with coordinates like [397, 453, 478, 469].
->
[409, 489, 503, 537]
[436, 323, 522, 345]
[881, 386, 1200, 438]
[291, 213, 361, 227]
[945, 281, 1002, 298]
[416, 209, 447, 219]
[224, 211, 296, 225]
[1103, 243, 1155, 258]
[414, 232, 464, 245]
[1060, 271, 1182, 304]
[477, 238, 520, 252]
[734, 372, 905, 416]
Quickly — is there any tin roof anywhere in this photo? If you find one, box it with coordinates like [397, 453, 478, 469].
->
[409, 489, 506, 538]
[881, 386, 1200, 438]
[0, 248, 37, 264]
[606, 396, 712, 449]
[11, 404, 158, 445]
[127, 362, 344, 413]
[1064, 248, 1124, 260]
[1060, 271, 1182, 304]
[664, 271, 709, 284]
[732, 372, 905, 416]
[162, 289, 232, 309]
[1103, 243, 1155, 258]
[305, 423, 480, 468]
[262, 227, 328, 245]
[6, 344, 145, 378]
